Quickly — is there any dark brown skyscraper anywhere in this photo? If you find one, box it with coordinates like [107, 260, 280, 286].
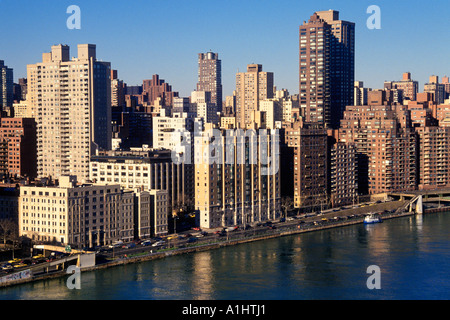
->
[197, 52, 222, 111]
[299, 10, 355, 129]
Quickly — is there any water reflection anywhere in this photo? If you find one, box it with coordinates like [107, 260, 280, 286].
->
[1, 213, 449, 300]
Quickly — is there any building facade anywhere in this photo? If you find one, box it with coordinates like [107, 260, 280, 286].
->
[384, 72, 419, 102]
[27, 44, 112, 182]
[197, 52, 222, 111]
[0, 60, 13, 112]
[195, 128, 281, 229]
[300, 10, 355, 129]
[19, 176, 130, 248]
[90, 147, 191, 209]
[338, 105, 417, 194]
[330, 142, 358, 207]
[0, 117, 37, 179]
[285, 120, 328, 210]
[235, 64, 274, 129]
[415, 126, 450, 189]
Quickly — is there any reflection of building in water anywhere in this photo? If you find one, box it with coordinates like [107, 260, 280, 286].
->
[192, 252, 214, 299]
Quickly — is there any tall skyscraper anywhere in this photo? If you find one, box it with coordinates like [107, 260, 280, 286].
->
[0, 60, 14, 112]
[235, 64, 274, 129]
[27, 44, 112, 182]
[299, 10, 355, 129]
[197, 52, 222, 111]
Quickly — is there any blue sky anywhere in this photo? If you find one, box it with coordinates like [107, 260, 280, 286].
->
[1, 0, 449, 98]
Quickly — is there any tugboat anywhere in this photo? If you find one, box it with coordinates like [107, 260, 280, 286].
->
[364, 213, 382, 224]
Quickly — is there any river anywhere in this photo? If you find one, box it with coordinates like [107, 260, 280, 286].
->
[1, 212, 449, 300]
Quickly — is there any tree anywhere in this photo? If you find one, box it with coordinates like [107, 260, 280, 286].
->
[281, 196, 293, 218]
[0, 218, 18, 246]
[170, 196, 196, 232]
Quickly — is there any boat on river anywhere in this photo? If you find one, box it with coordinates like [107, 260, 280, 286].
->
[364, 213, 382, 224]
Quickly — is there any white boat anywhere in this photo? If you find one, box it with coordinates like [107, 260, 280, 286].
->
[364, 213, 382, 224]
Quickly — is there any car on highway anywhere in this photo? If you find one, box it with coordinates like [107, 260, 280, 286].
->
[13, 263, 28, 269]
[141, 240, 152, 246]
[8, 258, 21, 264]
[187, 237, 198, 243]
[152, 240, 165, 247]
[1, 263, 13, 271]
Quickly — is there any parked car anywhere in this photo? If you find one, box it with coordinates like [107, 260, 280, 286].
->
[126, 243, 136, 249]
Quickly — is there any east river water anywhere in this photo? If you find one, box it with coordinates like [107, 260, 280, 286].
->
[1, 212, 449, 300]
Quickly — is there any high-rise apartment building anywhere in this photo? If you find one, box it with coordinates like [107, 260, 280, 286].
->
[197, 52, 222, 111]
[194, 128, 281, 229]
[0, 60, 14, 112]
[339, 105, 417, 194]
[235, 64, 274, 129]
[299, 10, 355, 129]
[330, 141, 358, 207]
[0, 117, 37, 179]
[27, 44, 112, 182]
[285, 119, 328, 210]
[415, 126, 450, 189]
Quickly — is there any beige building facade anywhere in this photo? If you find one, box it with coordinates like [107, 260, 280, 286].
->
[27, 44, 111, 182]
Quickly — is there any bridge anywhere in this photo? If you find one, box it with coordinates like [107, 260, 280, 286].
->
[0, 251, 95, 287]
[388, 187, 450, 214]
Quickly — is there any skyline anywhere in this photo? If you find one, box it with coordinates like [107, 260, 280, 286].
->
[1, 0, 450, 98]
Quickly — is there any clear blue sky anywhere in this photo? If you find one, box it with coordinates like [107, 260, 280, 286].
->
[1, 0, 449, 98]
